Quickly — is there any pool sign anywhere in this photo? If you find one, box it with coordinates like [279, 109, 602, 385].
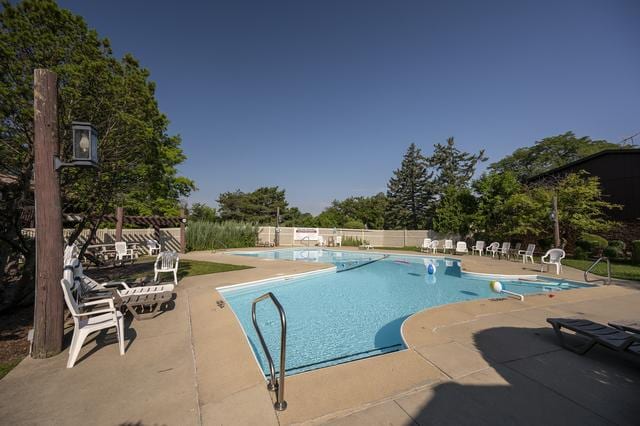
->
[294, 227, 319, 241]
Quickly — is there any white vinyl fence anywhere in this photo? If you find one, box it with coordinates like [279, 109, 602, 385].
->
[257, 227, 459, 248]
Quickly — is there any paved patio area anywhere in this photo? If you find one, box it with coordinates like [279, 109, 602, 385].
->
[0, 248, 638, 425]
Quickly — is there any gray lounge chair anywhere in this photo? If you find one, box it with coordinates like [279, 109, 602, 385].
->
[547, 318, 640, 356]
[609, 321, 640, 334]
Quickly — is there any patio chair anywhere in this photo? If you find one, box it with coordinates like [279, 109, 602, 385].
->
[486, 242, 500, 257]
[518, 244, 536, 264]
[420, 238, 432, 253]
[154, 251, 180, 286]
[335, 235, 342, 247]
[547, 318, 640, 356]
[442, 240, 454, 254]
[146, 239, 160, 255]
[317, 235, 325, 247]
[60, 278, 125, 368]
[609, 322, 640, 334]
[114, 241, 136, 265]
[541, 248, 565, 274]
[429, 240, 439, 254]
[471, 241, 485, 256]
[455, 241, 468, 255]
[510, 242, 521, 258]
[498, 242, 511, 259]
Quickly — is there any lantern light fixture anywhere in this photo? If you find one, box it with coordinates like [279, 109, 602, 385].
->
[54, 122, 99, 170]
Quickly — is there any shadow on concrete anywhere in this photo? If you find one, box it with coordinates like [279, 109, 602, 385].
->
[408, 326, 640, 425]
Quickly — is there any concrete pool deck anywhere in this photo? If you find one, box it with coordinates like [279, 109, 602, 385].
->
[0, 248, 638, 425]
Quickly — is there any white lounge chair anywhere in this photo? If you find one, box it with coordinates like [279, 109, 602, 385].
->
[471, 241, 485, 256]
[518, 244, 536, 264]
[486, 242, 500, 257]
[420, 238, 432, 252]
[429, 240, 439, 254]
[541, 248, 565, 274]
[455, 241, 468, 254]
[60, 277, 125, 368]
[498, 242, 511, 259]
[147, 239, 160, 255]
[442, 240, 454, 253]
[154, 251, 180, 286]
[115, 241, 136, 265]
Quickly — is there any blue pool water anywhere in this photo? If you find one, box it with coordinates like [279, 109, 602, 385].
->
[232, 248, 385, 271]
[221, 251, 589, 376]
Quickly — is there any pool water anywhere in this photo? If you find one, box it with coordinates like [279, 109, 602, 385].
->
[232, 248, 385, 271]
[221, 252, 589, 376]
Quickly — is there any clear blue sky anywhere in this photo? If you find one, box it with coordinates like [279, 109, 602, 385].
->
[58, 0, 639, 214]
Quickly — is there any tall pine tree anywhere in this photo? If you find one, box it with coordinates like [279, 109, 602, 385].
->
[385, 143, 434, 229]
[430, 137, 487, 189]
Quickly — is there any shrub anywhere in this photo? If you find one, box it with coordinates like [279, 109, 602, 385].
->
[573, 246, 588, 260]
[608, 240, 626, 250]
[186, 221, 259, 251]
[341, 236, 366, 246]
[632, 240, 640, 265]
[576, 233, 608, 255]
[603, 246, 622, 259]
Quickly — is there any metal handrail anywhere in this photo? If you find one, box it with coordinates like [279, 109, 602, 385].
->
[584, 256, 611, 285]
[251, 292, 287, 411]
[301, 236, 310, 247]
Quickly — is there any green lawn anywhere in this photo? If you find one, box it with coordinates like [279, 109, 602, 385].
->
[0, 359, 21, 380]
[89, 259, 253, 283]
[564, 258, 640, 281]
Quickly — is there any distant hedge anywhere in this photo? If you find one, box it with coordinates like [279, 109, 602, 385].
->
[186, 221, 258, 251]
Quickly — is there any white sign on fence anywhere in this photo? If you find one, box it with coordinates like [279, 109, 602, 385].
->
[293, 227, 319, 241]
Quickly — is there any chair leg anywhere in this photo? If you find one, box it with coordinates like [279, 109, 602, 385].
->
[154, 271, 158, 282]
[117, 316, 125, 355]
[67, 328, 88, 368]
[173, 270, 178, 286]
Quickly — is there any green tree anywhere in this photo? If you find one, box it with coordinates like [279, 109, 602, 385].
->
[429, 137, 487, 189]
[385, 143, 434, 229]
[189, 203, 217, 222]
[217, 186, 288, 224]
[489, 132, 620, 180]
[0, 0, 193, 310]
[472, 171, 522, 238]
[432, 186, 477, 236]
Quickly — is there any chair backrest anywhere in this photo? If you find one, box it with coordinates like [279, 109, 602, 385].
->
[115, 241, 127, 254]
[64, 244, 79, 264]
[335, 236, 342, 244]
[430, 240, 439, 249]
[456, 242, 467, 251]
[526, 244, 535, 255]
[422, 238, 431, 248]
[444, 240, 453, 249]
[318, 235, 324, 243]
[514, 242, 521, 251]
[158, 251, 179, 269]
[488, 242, 499, 251]
[501, 242, 511, 252]
[147, 239, 159, 248]
[545, 248, 565, 262]
[476, 241, 485, 250]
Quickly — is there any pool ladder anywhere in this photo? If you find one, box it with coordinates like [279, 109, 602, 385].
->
[584, 256, 611, 285]
[252, 292, 287, 411]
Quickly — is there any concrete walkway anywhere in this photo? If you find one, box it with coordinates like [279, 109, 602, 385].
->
[0, 248, 638, 425]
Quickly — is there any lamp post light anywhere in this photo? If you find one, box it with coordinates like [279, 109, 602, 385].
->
[54, 122, 99, 170]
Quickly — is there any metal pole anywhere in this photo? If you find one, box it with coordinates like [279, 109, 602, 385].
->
[179, 208, 186, 254]
[275, 207, 280, 247]
[32, 69, 64, 358]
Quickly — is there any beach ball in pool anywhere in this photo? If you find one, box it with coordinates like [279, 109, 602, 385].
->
[489, 280, 502, 293]
[427, 263, 436, 275]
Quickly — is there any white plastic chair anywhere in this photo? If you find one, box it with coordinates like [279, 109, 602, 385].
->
[429, 240, 439, 254]
[455, 241, 468, 254]
[541, 248, 565, 274]
[115, 242, 136, 264]
[442, 240, 454, 253]
[317, 235, 325, 247]
[518, 244, 536, 264]
[471, 241, 485, 256]
[421, 238, 432, 252]
[486, 242, 500, 257]
[147, 239, 160, 255]
[335, 236, 342, 247]
[60, 277, 124, 368]
[498, 242, 511, 259]
[154, 251, 180, 286]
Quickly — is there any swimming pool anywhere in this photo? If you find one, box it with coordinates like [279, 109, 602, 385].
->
[221, 251, 589, 376]
[232, 248, 385, 271]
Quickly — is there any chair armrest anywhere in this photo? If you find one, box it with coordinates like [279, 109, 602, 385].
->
[76, 308, 116, 317]
[102, 281, 130, 290]
[517, 250, 526, 255]
[79, 298, 115, 310]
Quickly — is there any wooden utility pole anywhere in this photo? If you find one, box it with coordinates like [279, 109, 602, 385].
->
[115, 206, 124, 242]
[32, 69, 64, 358]
[553, 195, 560, 248]
[179, 208, 186, 253]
